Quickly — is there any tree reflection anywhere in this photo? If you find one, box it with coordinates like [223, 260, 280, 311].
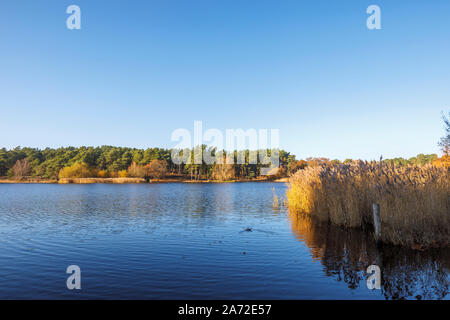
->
[288, 211, 450, 299]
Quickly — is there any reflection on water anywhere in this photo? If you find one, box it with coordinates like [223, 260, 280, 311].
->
[0, 183, 447, 299]
[289, 211, 450, 299]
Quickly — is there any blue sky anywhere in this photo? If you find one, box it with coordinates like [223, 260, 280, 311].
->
[0, 0, 449, 160]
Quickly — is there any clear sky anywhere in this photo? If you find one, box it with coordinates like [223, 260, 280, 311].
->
[0, 0, 449, 160]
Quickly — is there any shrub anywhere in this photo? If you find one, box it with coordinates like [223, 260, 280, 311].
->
[97, 170, 110, 178]
[59, 162, 97, 179]
[118, 170, 128, 178]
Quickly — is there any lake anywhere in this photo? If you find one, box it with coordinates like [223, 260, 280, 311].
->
[0, 183, 448, 299]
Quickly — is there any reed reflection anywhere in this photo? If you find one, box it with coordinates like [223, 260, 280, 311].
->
[288, 211, 450, 299]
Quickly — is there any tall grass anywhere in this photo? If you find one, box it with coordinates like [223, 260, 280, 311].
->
[287, 161, 450, 247]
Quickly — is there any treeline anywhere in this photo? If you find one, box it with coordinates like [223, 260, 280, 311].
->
[0, 146, 445, 181]
[0, 146, 296, 180]
[380, 154, 438, 166]
[0, 146, 172, 179]
[286, 153, 443, 172]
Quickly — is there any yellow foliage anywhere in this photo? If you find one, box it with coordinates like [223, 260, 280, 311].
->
[59, 162, 97, 179]
[433, 155, 450, 168]
[118, 170, 128, 178]
[97, 170, 110, 178]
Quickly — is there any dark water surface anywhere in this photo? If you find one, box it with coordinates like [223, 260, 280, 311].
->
[0, 183, 448, 299]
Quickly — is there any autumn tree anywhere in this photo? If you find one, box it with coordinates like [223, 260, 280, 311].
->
[145, 160, 168, 179]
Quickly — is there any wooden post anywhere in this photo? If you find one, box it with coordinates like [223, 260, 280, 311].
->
[373, 203, 382, 245]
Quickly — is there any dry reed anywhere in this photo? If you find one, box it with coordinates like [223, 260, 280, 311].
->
[287, 161, 450, 247]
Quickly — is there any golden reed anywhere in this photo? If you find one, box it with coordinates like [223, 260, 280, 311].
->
[287, 161, 450, 248]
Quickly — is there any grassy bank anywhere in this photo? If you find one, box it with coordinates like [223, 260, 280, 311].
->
[57, 177, 283, 184]
[0, 178, 58, 184]
[1, 177, 282, 184]
[287, 161, 450, 248]
[58, 177, 146, 184]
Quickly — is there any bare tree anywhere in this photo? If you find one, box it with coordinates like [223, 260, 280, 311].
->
[13, 158, 31, 177]
[438, 112, 450, 155]
[127, 161, 147, 178]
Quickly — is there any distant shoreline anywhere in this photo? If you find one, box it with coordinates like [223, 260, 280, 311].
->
[0, 177, 288, 184]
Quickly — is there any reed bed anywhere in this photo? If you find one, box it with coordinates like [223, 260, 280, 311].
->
[287, 161, 450, 247]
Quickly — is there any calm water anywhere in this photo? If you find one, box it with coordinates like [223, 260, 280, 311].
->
[0, 183, 448, 299]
